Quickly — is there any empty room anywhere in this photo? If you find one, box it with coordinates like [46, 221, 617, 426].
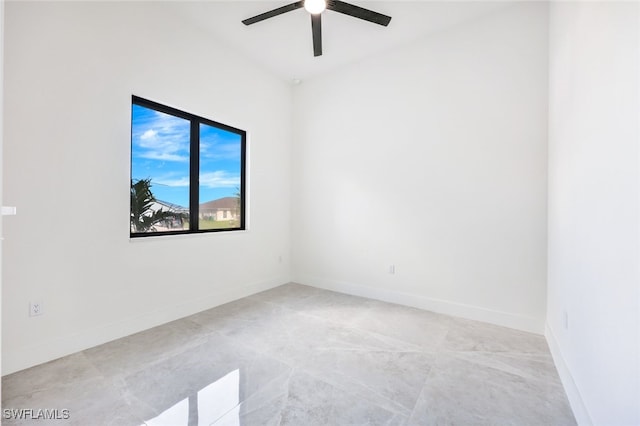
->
[1, 0, 638, 425]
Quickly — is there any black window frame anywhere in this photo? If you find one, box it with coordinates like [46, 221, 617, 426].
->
[130, 95, 246, 238]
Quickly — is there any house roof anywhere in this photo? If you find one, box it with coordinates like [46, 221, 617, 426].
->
[200, 197, 238, 211]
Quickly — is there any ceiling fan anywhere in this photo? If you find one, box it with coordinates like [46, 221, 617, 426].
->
[242, 0, 392, 57]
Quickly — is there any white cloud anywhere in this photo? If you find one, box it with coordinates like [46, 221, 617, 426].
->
[140, 129, 157, 140]
[151, 171, 238, 189]
[140, 152, 189, 162]
[200, 171, 240, 188]
[200, 143, 240, 160]
[133, 111, 190, 163]
[154, 176, 190, 187]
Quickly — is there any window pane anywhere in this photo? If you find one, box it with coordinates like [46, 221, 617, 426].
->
[199, 123, 242, 230]
[131, 104, 190, 233]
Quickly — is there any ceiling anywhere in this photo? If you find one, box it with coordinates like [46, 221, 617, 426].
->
[167, 1, 515, 82]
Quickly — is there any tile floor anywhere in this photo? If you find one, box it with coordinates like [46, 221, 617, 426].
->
[2, 283, 576, 425]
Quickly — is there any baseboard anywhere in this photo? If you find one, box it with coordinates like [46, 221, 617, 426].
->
[545, 322, 593, 425]
[294, 275, 544, 334]
[2, 276, 287, 376]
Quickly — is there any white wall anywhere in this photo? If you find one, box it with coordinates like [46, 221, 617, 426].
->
[2, 2, 292, 375]
[547, 2, 640, 425]
[1, 0, 5, 400]
[291, 3, 549, 333]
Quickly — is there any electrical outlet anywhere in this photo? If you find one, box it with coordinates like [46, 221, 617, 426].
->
[29, 301, 43, 317]
[389, 265, 396, 274]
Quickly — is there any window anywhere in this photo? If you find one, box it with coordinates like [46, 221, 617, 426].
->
[130, 96, 246, 237]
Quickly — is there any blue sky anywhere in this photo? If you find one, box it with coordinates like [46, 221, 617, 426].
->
[131, 104, 242, 208]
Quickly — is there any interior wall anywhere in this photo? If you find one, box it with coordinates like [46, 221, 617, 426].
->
[2, 2, 292, 375]
[0, 0, 5, 400]
[291, 3, 549, 333]
[547, 2, 640, 425]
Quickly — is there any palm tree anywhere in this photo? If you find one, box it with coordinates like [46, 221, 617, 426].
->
[130, 178, 179, 232]
[235, 186, 241, 210]
[233, 186, 242, 225]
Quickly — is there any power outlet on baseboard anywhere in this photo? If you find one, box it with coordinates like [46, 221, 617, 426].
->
[29, 301, 44, 317]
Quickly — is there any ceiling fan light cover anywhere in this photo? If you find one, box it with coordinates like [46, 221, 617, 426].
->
[304, 0, 326, 14]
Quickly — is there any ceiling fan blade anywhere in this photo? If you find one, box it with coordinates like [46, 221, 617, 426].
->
[326, 0, 391, 26]
[242, 1, 304, 25]
[311, 13, 322, 56]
